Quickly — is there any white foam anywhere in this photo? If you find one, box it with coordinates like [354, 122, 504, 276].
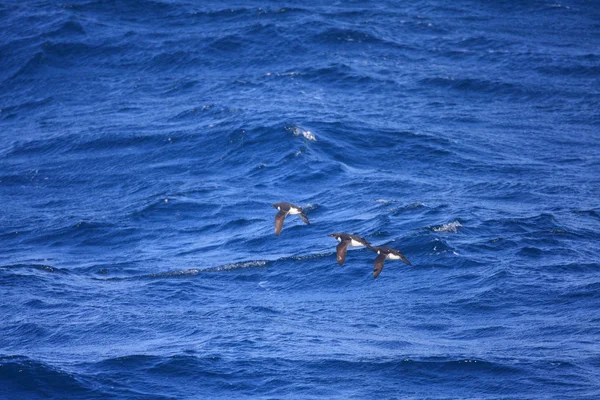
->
[433, 221, 462, 233]
[290, 126, 317, 141]
[215, 260, 267, 271]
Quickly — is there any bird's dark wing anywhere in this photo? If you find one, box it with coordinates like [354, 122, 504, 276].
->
[398, 251, 412, 266]
[275, 210, 287, 236]
[336, 240, 350, 266]
[300, 212, 310, 225]
[373, 253, 387, 278]
[390, 249, 412, 266]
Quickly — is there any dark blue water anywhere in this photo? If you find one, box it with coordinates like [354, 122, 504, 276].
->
[2, 0, 600, 398]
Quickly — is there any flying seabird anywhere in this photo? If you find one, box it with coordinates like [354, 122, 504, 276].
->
[370, 246, 412, 278]
[273, 202, 310, 236]
[328, 233, 372, 266]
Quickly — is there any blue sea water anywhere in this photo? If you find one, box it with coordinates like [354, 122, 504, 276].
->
[1, 0, 600, 398]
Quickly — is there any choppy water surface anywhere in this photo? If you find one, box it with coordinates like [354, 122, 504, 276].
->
[1, 0, 600, 398]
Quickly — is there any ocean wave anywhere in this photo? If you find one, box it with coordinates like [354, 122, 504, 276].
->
[0, 355, 95, 399]
[93, 260, 269, 281]
[478, 213, 562, 233]
[290, 63, 397, 88]
[0, 95, 55, 121]
[536, 63, 600, 78]
[315, 27, 392, 46]
[0, 264, 71, 284]
[187, 6, 308, 22]
[149, 49, 201, 71]
[47, 20, 86, 37]
[62, 0, 179, 18]
[419, 76, 538, 98]
[3, 51, 46, 83]
[560, 281, 600, 299]
[470, 237, 520, 252]
[517, 246, 544, 257]
[26, 220, 123, 247]
[0, 264, 68, 274]
[42, 40, 125, 63]
[573, 209, 600, 219]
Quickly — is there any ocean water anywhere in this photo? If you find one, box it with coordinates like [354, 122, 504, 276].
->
[1, 0, 600, 398]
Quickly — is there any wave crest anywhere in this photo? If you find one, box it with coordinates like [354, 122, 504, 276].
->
[432, 221, 462, 233]
[286, 125, 317, 141]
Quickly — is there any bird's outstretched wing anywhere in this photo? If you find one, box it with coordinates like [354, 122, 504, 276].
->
[275, 211, 287, 236]
[300, 212, 310, 225]
[373, 253, 387, 278]
[398, 251, 412, 266]
[336, 240, 350, 266]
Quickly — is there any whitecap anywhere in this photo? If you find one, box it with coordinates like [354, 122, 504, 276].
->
[433, 221, 462, 233]
[288, 125, 316, 141]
